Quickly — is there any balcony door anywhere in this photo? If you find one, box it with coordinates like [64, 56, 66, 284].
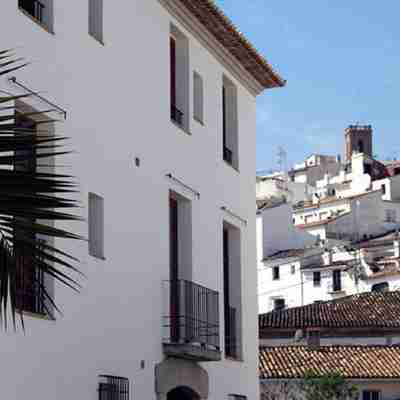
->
[169, 196, 180, 342]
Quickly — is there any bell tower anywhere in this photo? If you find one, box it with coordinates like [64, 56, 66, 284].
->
[345, 125, 373, 162]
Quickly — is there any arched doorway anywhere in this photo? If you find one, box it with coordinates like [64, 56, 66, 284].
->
[167, 386, 200, 400]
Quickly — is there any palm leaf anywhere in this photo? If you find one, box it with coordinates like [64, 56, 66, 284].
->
[0, 51, 84, 329]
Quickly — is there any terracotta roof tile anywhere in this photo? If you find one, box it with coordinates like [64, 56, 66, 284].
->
[259, 291, 400, 331]
[260, 346, 400, 379]
[178, 0, 285, 89]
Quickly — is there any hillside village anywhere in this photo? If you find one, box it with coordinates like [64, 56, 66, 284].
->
[257, 126, 400, 399]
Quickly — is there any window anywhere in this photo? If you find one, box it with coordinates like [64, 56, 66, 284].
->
[381, 184, 386, 195]
[14, 112, 49, 315]
[291, 265, 296, 274]
[193, 71, 204, 124]
[98, 375, 129, 400]
[272, 266, 280, 280]
[170, 25, 189, 130]
[332, 270, 342, 292]
[273, 298, 285, 311]
[313, 271, 321, 287]
[89, 0, 103, 43]
[168, 192, 194, 345]
[307, 330, 320, 347]
[362, 391, 380, 400]
[371, 282, 389, 293]
[358, 140, 364, 153]
[222, 76, 238, 169]
[223, 224, 242, 360]
[385, 209, 396, 223]
[89, 193, 105, 259]
[19, 0, 53, 32]
[229, 395, 247, 400]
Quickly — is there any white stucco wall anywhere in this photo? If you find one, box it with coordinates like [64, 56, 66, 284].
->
[0, 2, 261, 399]
[261, 203, 316, 257]
[258, 260, 303, 313]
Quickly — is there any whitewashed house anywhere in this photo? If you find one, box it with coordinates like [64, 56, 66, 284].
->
[258, 229, 400, 313]
[0, 1, 285, 400]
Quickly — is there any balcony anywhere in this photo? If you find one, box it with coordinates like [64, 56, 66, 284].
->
[171, 104, 184, 127]
[163, 279, 221, 362]
[19, 0, 45, 23]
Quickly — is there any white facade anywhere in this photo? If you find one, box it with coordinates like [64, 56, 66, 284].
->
[256, 176, 311, 204]
[259, 238, 400, 313]
[0, 1, 284, 399]
[258, 203, 316, 257]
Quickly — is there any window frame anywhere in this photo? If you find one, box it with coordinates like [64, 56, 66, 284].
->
[18, 0, 54, 33]
[193, 71, 204, 125]
[88, 192, 105, 260]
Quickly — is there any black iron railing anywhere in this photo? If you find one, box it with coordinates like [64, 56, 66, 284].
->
[19, 0, 45, 23]
[223, 146, 233, 165]
[15, 240, 47, 315]
[98, 375, 129, 400]
[171, 104, 184, 126]
[163, 279, 220, 350]
[225, 305, 238, 358]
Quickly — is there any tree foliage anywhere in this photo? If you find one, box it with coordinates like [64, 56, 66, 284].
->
[0, 50, 83, 328]
[302, 371, 359, 400]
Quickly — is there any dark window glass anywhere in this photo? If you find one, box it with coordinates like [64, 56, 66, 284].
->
[363, 391, 380, 400]
[313, 271, 321, 287]
[272, 266, 280, 280]
[371, 282, 389, 293]
[332, 270, 341, 292]
[274, 299, 285, 311]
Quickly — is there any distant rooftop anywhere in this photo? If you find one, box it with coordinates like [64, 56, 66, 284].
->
[260, 345, 400, 379]
[259, 291, 400, 331]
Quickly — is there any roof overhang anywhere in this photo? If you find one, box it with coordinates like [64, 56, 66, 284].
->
[160, 0, 285, 96]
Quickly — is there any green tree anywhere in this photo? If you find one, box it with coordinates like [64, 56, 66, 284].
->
[0, 50, 83, 328]
[302, 370, 359, 400]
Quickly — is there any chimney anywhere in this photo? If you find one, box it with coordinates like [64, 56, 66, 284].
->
[307, 329, 321, 349]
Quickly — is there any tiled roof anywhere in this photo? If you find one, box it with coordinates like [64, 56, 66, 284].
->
[301, 260, 349, 271]
[259, 291, 400, 330]
[265, 248, 308, 261]
[259, 345, 400, 379]
[178, 0, 285, 89]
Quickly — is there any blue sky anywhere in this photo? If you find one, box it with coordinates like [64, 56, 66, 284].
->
[216, 1, 400, 173]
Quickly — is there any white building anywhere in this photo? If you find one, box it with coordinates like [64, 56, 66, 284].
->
[293, 190, 400, 242]
[258, 229, 400, 313]
[0, 1, 285, 400]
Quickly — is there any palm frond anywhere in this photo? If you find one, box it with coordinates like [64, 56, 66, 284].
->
[0, 51, 84, 329]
